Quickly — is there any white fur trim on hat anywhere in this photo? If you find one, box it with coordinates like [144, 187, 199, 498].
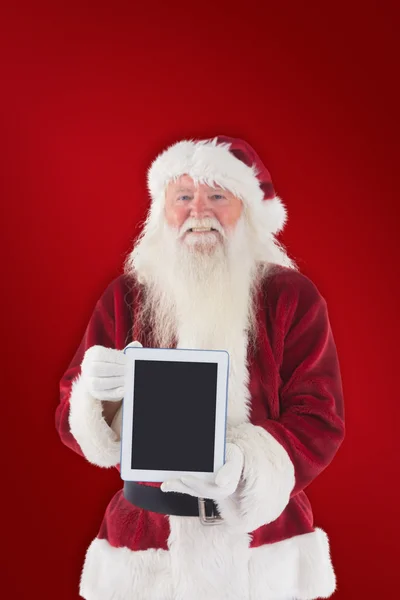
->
[147, 138, 288, 235]
[216, 423, 295, 533]
[68, 374, 121, 468]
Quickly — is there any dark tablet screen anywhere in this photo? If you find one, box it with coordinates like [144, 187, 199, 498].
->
[131, 360, 218, 472]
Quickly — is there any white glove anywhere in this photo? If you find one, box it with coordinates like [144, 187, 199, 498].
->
[80, 341, 143, 401]
[160, 442, 244, 500]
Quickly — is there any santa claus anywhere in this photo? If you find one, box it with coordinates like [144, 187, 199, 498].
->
[56, 135, 345, 600]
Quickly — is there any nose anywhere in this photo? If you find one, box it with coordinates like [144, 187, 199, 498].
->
[189, 192, 213, 219]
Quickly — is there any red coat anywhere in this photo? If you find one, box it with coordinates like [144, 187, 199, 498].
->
[56, 265, 345, 600]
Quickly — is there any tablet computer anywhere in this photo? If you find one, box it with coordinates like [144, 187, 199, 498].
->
[120, 346, 229, 482]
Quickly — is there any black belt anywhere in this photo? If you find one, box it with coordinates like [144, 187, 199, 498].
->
[124, 481, 221, 519]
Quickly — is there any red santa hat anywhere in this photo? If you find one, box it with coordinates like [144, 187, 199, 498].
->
[147, 135, 288, 235]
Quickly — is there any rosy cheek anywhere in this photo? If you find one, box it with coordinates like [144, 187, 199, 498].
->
[218, 204, 241, 228]
[216, 206, 231, 226]
[172, 206, 189, 228]
[165, 203, 183, 227]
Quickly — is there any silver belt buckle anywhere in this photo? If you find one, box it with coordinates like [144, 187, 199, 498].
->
[198, 498, 224, 526]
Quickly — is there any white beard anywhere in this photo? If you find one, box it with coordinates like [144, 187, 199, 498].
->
[124, 213, 271, 425]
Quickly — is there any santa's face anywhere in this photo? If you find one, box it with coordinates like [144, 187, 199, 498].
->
[164, 175, 243, 253]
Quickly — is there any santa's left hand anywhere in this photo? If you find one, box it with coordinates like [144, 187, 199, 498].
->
[160, 442, 244, 500]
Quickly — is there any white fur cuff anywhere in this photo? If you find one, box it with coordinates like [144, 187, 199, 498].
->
[68, 375, 121, 468]
[217, 423, 295, 533]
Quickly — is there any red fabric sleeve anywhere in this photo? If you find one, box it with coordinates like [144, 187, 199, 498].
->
[55, 280, 119, 458]
[255, 275, 345, 497]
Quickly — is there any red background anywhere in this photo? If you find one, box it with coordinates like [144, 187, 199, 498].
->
[1, 1, 398, 599]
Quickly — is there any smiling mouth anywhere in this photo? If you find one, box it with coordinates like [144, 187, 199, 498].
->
[187, 227, 218, 233]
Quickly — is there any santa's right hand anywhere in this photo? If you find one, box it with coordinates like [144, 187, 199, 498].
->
[80, 342, 142, 401]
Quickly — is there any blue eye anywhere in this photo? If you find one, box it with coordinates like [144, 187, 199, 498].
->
[178, 195, 192, 201]
[211, 194, 225, 200]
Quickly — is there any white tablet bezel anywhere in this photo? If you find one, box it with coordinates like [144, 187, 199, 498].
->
[120, 346, 229, 482]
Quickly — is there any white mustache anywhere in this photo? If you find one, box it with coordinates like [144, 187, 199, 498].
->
[179, 219, 225, 238]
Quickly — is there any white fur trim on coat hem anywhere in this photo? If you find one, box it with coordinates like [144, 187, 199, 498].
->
[80, 538, 173, 600]
[249, 528, 336, 600]
[78, 528, 336, 600]
[68, 374, 121, 468]
[217, 423, 295, 533]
